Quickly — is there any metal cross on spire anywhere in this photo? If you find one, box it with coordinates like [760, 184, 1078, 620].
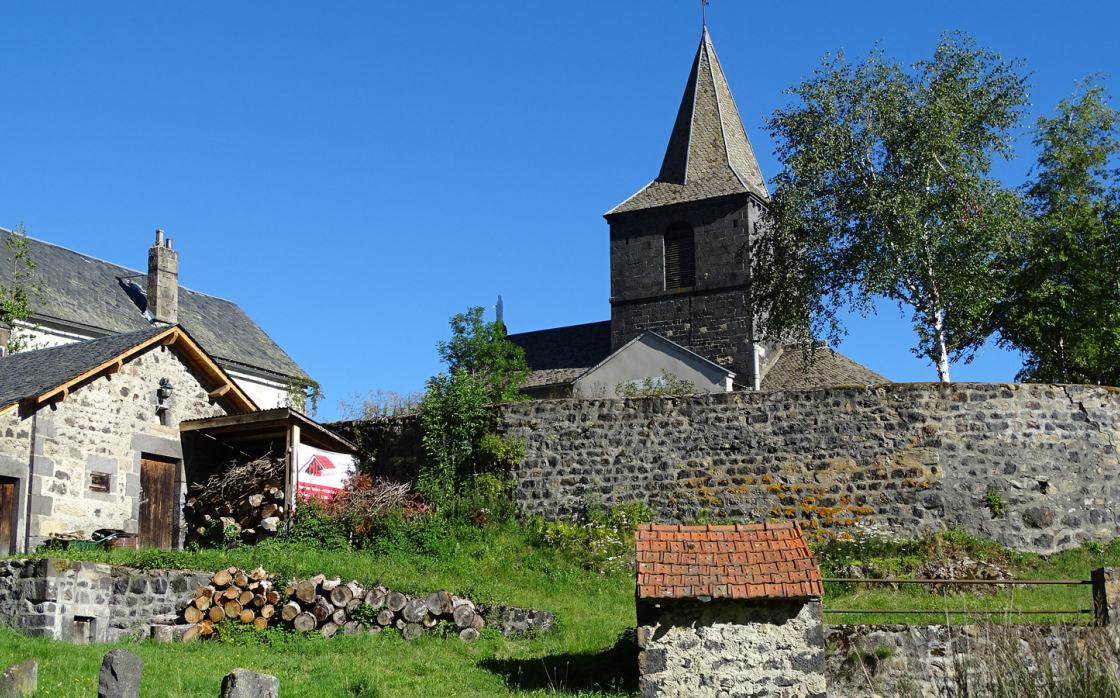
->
[702, 0, 709, 26]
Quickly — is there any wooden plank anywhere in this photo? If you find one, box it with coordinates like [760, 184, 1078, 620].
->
[140, 457, 177, 549]
[208, 384, 231, 398]
[0, 481, 14, 556]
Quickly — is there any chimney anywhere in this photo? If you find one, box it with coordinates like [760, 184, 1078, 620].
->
[147, 229, 178, 325]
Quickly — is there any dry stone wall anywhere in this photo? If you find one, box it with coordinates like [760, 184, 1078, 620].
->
[339, 382, 1120, 553]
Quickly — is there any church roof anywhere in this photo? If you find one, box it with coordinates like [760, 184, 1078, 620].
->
[760, 345, 890, 391]
[506, 321, 611, 389]
[607, 28, 769, 216]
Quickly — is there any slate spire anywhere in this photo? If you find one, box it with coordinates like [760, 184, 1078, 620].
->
[608, 28, 769, 215]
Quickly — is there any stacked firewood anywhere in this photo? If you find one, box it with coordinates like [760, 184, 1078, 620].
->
[184, 455, 287, 545]
[181, 566, 280, 641]
[280, 575, 487, 642]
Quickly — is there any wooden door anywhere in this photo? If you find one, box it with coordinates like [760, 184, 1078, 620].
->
[0, 479, 15, 556]
[139, 457, 177, 549]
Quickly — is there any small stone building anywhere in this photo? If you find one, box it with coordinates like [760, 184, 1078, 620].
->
[0, 325, 257, 553]
[635, 522, 826, 698]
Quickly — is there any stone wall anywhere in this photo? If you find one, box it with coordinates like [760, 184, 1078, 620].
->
[0, 342, 231, 551]
[0, 557, 210, 643]
[824, 622, 1115, 698]
[636, 597, 826, 698]
[340, 382, 1120, 553]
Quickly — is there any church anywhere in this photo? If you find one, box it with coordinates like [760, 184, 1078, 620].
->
[509, 28, 886, 398]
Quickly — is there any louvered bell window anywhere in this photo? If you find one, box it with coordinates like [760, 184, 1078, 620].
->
[664, 223, 696, 289]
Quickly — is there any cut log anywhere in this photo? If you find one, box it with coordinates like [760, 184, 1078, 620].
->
[346, 599, 362, 615]
[209, 606, 226, 623]
[265, 590, 281, 605]
[402, 598, 428, 623]
[376, 609, 394, 626]
[329, 585, 353, 607]
[284, 584, 296, 597]
[343, 620, 363, 635]
[295, 580, 318, 605]
[402, 623, 423, 640]
[224, 600, 242, 619]
[251, 594, 266, 608]
[312, 598, 333, 622]
[213, 570, 232, 587]
[195, 596, 212, 612]
[223, 586, 241, 600]
[248, 494, 264, 508]
[386, 591, 407, 612]
[320, 576, 341, 593]
[426, 591, 454, 617]
[184, 606, 204, 624]
[182, 624, 200, 642]
[239, 609, 256, 624]
[250, 566, 267, 581]
[260, 604, 275, 619]
[280, 601, 301, 622]
[199, 620, 215, 636]
[253, 617, 268, 630]
[234, 572, 249, 588]
[239, 590, 254, 606]
[292, 612, 317, 632]
[364, 589, 385, 609]
[459, 628, 480, 643]
[422, 615, 438, 628]
[320, 621, 339, 639]
[196, 585, 215, 599]
[331, 609, 347, 625]
[366, 626, 382, 635]
[453, 606, 476, 629]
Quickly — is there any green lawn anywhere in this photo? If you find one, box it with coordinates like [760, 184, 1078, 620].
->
[3, 525, 1118, 697]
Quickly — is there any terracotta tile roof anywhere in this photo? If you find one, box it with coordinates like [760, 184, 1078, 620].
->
[635, 522, 823, 600]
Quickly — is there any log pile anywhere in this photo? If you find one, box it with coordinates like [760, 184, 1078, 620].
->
[184, 455, 287, 545]
[279, 575, 486, 642]
[181, 566, 279, 641]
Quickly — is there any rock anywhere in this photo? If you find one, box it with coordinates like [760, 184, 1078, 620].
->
[220, 668, 280, 698]
[0, 658, 38, 698]
[1022, 506, 1054, 529]
[98, 649, 142, 698]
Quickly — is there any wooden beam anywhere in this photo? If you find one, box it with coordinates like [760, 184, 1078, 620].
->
[161, 331, 178, 346]
[208, 383, 231, 398]
[106, 360, 123, 374]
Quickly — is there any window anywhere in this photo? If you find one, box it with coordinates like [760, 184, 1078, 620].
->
[664, 223, 695, 289]
[89, 473, 111, 493]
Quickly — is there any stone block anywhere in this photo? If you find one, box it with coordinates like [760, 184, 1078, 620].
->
[98, 649, 142, 698]
[220, 668, 280, 698]
[0, 657, 37, 698]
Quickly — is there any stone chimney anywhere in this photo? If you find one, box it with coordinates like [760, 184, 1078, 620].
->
[147, 230, 178, 325]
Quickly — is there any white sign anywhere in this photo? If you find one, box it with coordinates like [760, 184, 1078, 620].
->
[295, 444, 357, 501]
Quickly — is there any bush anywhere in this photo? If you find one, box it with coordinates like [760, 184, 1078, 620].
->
[529, 501, 654, 574]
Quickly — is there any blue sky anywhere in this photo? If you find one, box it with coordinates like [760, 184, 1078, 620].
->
[1, 1, 1117, 419]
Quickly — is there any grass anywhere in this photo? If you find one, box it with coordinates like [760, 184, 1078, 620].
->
[0, 520, 638, 698]
[815, 530, 1120, 625]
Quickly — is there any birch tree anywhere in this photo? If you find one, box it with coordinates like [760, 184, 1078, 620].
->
[750, 32, 1030, 381]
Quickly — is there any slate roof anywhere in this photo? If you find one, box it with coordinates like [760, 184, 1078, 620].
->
[507, 321, 611, 389]
[607, 28, 769, 216]
[635, 522, 824, 600]
[0, 231, 309, 380]
[0, 326, 170, 408]
[761, 345, 889, 391]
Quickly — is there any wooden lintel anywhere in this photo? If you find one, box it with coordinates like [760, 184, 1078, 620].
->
[208, 383, 231, 398]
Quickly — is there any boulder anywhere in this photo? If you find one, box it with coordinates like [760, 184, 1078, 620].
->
[220, 668, 280, 698]
[98, 649, 142, 698]
[0, 658, 37, 698]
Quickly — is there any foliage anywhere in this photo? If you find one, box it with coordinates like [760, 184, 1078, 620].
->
[284, 375, 323, 417]
[986, 490, 1008, 517]
[418, 369, 491, 506]
[0, 223, 43, 353]
[436, 306, 529, 403]
[279, 497, 352, 550]
[995, 77, 1120, 386]
[529, 501, 653, 574]
[338, 388, 424, 419]
[751, 32, 1030, 381]
[614, 370, 696, 397]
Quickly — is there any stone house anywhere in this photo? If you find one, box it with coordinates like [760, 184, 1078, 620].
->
[0, 325, 257, 553]
[635, 521, 826, 698]
[0, 229, 311, 409]
[509, 28, 886, 393]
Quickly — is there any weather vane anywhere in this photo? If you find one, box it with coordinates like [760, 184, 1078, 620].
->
[702, 0, 709, 26]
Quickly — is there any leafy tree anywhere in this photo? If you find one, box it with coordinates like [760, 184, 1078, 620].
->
[417, 369, 490, 506]
[436, 306, 529, 402]
[0, 223, 43, 353]
[995, 78, 1120, 385]
[750, 32, 1030, 382]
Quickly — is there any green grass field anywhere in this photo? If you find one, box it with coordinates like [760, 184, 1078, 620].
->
[3, 521, 1119, 697]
